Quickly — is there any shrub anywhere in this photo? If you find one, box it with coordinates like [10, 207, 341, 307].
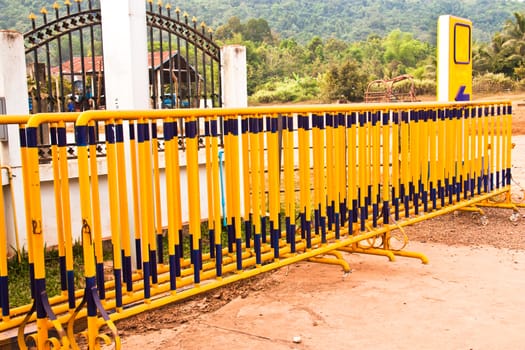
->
[473, 73, 516, 93]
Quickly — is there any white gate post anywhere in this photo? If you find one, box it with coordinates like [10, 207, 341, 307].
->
[0, 30, 30, 253]
[220, 45, 248, 217]
[100, 0, 150, 110]
[221, 45, 248, 108]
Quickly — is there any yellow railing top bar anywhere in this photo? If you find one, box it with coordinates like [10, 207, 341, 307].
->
[0, 115, 31, 125]
[23, 100, 512, 128]
[25, 112, 80, 128]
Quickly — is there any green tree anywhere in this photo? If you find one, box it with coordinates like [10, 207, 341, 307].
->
[320, 59, 368, 102]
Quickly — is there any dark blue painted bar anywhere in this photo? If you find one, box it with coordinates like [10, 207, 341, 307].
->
[88, 125, 97, 145]
[26, 127, 38, 148]
[338, 112, 345, 127]
[372, 203, 378, 227]
[340, 201, 347, 225]
[245, 217, 252, 248]
[143, 261, 151, 299]
[325, 113, 333, 128]
[360, 206, 367, 232]
[422, 190, 428, 212]
[137, 123, 146, 143]
[35, 278, 46, 318]
[241, 118, 248, 134]
[248, 116, 257, 133]
[401, 111, 409, 123]
[151, 122, 158, 140]
[50, 126, 58, 145]
[67, 270, 75, 309]
[506, 168, 511, 186]
[254, 233, 262, 265]
[404, 195, 410, 218]
[209, 229, 216, 258]
[192, 249, 201, 284]
[231, 117, 239, 136]
[290, 223, 296, 252]
[372, 111, 379, 126]
[314, 208, 320, 236]
[334, 213, 340, 239]
[265, 116, 271, 133]
[105, 124, 115, 144]
[430, 187, 437, 210]
[0, 276, 9, 317]
[215, 244, 223, 276]
[169, 254, 177, 290]
[164, 121, 174, 141]
[157, 233, 164, 264]
[96, 262, 105, 300]
[258, 118, 264, 134]
[149, 250, 158, 284]
[59, 256, 67, 292]
[382, 201, 389, 225]
[352, 199, 358, 223]
[114, 269, 122, 308]
[359, 112, 366, 127]
[392, 111, 400, 124]
[327, 203, 334, 231]
[19, 127, 27, 147]
[85, 276, 97, 317]
[298, 115, 310, 130]
[129, 123, 136, 140]
[319, 215, 326, 243]
[56, 128, 66, 150]
[382, 111, 389, 125]
[210, 120, 218, 137]
[135, 238, 142, 271]
[143, 122, 151, 142]
[115, 123, 124, 143]
[287, 115, 294, 131]
[123, 253, 133, 292]
[271, 116, 279, 133]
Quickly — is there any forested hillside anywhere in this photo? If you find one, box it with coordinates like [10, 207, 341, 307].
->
[0, 0, 523, 43]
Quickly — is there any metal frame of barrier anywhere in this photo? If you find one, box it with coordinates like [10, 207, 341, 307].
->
[0, 101, 521, 349]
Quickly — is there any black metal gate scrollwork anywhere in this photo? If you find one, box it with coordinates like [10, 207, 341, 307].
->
[23, 0, 222, 162]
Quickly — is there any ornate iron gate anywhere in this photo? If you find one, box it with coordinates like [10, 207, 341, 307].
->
[23, 0, 222, 159]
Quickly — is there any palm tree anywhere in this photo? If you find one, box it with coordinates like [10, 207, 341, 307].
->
[499, 12, 525, 77]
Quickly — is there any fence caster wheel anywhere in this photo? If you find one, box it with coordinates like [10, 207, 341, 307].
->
[509, 212, 520, 225]
[472, 213, 489, 226]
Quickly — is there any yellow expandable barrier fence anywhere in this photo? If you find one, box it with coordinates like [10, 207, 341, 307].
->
[0, 101, 520, 349]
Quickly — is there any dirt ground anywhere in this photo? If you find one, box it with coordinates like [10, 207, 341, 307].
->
[109, 94, 525, 350]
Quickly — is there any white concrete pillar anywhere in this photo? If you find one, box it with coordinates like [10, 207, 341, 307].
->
[100, 0, 150, 110]
[100, 1, 151, 267]
[220, 45, 248, 217]
[0, 30, 30, 253]
[221, 45, 248, 108]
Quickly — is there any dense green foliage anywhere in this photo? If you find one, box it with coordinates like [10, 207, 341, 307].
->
[1, 0, 524, 103]
[1, 0, 523, 43]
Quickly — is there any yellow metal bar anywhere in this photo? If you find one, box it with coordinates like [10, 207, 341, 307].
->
[128, 121, 142, 270]
[115, 121, 132, 290]
[88, 122, 104, 281]
[151, 122, 164, 251]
